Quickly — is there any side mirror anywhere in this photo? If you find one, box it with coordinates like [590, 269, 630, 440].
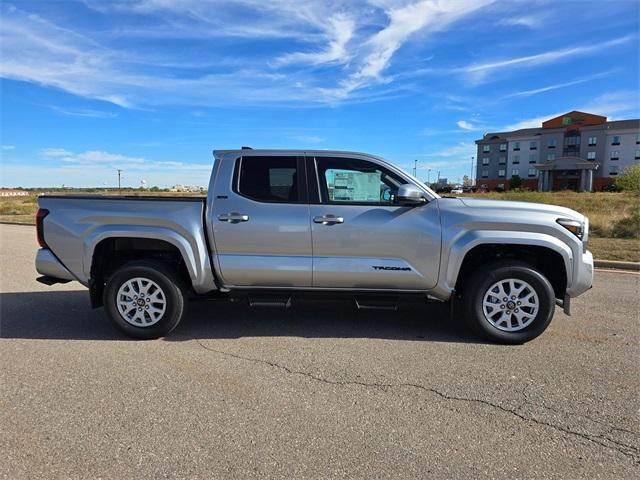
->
[395, 184, 426, 206]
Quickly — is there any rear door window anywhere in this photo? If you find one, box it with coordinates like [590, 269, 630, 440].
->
[236, 156, 302, 203]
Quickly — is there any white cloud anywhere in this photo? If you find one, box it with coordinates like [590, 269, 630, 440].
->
[327, 0, 494, 99]
[40, 148, 73, 157]
[498, 14, 547, 28]
[503, 71, 615, 98]
[504, 113, 565, 131]
[1, 145, 16, 151]
[456, 120, 475, 130]
[289, 135, 325, 143]
[275, 13, 355, 66]
[425, 142, 477, 158]
[50, 106, 118, 118]
[581, 90, 640, 118]
[41, 148, 145, 165]
[464, 35, 634, 83]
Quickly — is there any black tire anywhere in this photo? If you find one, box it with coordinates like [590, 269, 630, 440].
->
[463, 260, 555, 344]
[103, 261, 185, 339]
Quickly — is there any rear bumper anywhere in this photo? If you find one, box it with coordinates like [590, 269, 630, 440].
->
[35, 248, 76, 282]
[567, 249, 593, 298]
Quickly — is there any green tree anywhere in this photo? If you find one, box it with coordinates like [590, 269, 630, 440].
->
[509, 175, 522, 190]
[615, 164, 640, 196]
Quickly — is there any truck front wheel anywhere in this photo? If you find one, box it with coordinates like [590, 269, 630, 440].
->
[463, 260, 556, 344]
[104, 261, 185, 339]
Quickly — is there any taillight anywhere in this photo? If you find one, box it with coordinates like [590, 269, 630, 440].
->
[36, 208, 49, 248]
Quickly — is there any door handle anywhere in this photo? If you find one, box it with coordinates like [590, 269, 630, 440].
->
[218, 212, 249, 222]
[313, 214, 344, 225]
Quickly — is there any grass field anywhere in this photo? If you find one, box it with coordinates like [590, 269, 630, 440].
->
[1, 189, 638, 261]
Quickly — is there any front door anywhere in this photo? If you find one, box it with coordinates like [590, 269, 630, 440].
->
[210, 155, 312, 287]
[308, 156, 441, 290]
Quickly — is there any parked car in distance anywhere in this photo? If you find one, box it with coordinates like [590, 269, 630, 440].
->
[450, 187, 464, 194]
[35, 148, 593, 344]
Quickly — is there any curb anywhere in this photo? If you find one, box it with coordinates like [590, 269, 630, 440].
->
[0, 220, 35, 226]
[594, 259, 640, 271]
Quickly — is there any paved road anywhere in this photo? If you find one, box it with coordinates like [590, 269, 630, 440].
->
[1, 223, 638, 479]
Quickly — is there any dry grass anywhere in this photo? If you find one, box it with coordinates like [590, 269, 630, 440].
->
[588, 237, 640, 262]
[465, 191, 639, 238]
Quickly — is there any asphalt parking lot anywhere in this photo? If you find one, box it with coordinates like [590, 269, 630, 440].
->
[1, 223, 638, 479]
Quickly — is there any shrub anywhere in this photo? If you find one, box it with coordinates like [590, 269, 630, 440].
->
[611, 210, 640, 238]
[509, 175, 522, 190]
[615, 164, 640, 196]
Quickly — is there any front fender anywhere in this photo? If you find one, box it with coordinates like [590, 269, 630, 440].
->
[441, 230, 573, 294]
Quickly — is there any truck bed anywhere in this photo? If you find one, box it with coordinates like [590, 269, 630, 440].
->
[37, 195, 216, 293]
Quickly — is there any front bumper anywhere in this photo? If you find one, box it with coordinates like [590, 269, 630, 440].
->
[567, 249, 594, 298]
[35, 248, 75, 282]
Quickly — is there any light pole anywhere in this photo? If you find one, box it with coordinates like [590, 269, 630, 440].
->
[413, 159, 418, 177]
[470, 156, 475, 186]
[427, 168, 432, 185]
[117, 169, 123, 194]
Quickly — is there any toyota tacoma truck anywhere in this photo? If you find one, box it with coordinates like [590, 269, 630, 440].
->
[35, 149, 593, 343]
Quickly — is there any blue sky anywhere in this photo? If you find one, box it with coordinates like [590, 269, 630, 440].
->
[1, 0, 639, 188]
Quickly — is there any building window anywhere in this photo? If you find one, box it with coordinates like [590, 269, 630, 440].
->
[635, 149, 640, 160]
[512, 169, 519, 176]
[587, 151, 596, 160]
[513, 142, 520, 151]
[610, 165, 619, 176]
[528, 168, 537, 177]
[498, 169, 506, 177]
[498, 156, 506, 165]
[547, 153, 555, 161]
[482, 145, 491, 153]
[529, 141, 537, 150]
[529, 154, 537, 163]
[481, 170, 489, 178]
[513, 155, 520, 164]
[499, 143, 507, 152]
[610, 150, 619, 161]
[547, 138, 557, 148]
[611, 135, 620, 146]
[636, 134, 640, 144]
[588, 136, 597, 146]
[482, 157, 490, 166]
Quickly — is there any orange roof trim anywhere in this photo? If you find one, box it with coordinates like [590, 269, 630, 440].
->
[542, 111, 607, 129]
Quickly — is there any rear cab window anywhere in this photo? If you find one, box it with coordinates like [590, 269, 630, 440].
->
[235, 156, 304, 203]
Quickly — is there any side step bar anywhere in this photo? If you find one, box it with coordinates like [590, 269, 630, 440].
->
[36, 275, 71, 286]
[354, 295, 399, 311]
[247, 295, 293, 309]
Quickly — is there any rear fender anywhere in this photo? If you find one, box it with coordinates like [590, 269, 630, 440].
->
[83, 225, 216, 294]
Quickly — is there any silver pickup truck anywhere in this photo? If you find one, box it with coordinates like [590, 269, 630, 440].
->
[35, 149, 593, 343]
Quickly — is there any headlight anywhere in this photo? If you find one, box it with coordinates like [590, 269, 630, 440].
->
[557, 218, 584, 239]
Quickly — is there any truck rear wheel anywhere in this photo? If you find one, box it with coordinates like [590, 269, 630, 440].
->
[104, 261, 185, 339]
[463, 260, 555, 344]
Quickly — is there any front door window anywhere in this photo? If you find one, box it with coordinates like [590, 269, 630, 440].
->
[315, 157, 404, 205]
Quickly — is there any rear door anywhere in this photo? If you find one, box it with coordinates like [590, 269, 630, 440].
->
[308, 155, 441, 290]
[210, 154, 312, 287]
